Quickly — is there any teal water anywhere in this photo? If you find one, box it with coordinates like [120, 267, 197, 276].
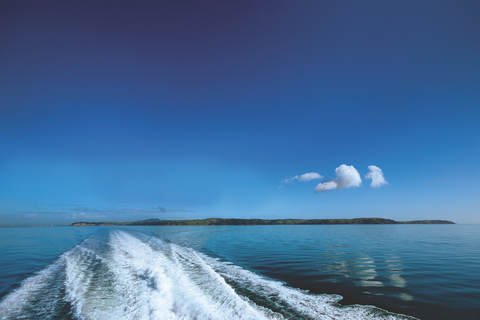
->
[0, 225, 478, 319]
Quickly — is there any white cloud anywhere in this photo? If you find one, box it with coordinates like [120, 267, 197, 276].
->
[280, 172, 323, 187]
[282, 175, 299, 184]
[365, 165, 389, 187]
[315, 164, 362, 192]
[283, 164, 385, 193]
[314, 180, 338, 192]
[335, 164, 362, 189]
[298, 172, 324, 181]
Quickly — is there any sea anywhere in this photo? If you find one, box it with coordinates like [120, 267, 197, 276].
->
[0, 225, 478, 320]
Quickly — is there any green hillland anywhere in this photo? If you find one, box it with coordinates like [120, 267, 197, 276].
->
[71, 218, 454, 227]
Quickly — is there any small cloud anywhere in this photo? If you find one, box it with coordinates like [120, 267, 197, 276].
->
[298, 172, 324, 182]
[282, 175, 300, 184]
[315, 164, 362, 192]
[280, 172, 322, 188]
[365, 165, 389, 187]
[314, 180, 338, 192]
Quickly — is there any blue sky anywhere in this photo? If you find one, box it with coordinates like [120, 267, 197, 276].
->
[1, 1, 479, 225]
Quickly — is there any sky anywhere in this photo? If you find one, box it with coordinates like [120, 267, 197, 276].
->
[1, 0, 479, 225]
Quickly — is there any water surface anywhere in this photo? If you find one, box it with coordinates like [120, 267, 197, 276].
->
[0, 225, 478, 319]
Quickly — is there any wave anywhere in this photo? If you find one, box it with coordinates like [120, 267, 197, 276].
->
[0, 230, 417, 320]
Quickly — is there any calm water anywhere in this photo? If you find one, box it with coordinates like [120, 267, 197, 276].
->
[0, 225, 478, 319]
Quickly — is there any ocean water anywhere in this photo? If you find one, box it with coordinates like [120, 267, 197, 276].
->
[0, 225, 478, 320]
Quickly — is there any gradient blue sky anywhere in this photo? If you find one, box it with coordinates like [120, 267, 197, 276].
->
[1, 0, 479, 225]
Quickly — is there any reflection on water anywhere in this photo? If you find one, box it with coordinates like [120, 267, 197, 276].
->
[390, 274, 406, 288]
[352, 256, 383, 287]
[384, 257, 413, 301]
[398, 293, 414, 301]
[322, 252, 412, 298]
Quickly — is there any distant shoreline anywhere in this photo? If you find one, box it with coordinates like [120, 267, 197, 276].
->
[71, 217, 455, 227]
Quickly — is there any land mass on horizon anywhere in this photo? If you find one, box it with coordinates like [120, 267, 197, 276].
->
[71, 217, 455, 226]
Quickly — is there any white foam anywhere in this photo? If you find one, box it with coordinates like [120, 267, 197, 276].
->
[0, 258, 66, 320]
[102, 230, 280, 319]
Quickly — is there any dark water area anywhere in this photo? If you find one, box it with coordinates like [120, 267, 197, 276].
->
[0, 225, 478, 319]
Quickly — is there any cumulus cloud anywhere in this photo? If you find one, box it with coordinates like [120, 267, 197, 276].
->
[298, 172, 324, 181]
[314, 180, 338, 192]
[365, 165, 389, 187]
[280, 172, 323, 188]
[282, 164, 387, 193]
[315, 164, 362, 192]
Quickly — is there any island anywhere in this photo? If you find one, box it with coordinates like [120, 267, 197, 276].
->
[71, 218, 455, 226]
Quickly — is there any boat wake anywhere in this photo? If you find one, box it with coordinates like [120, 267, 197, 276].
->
[0, 230, 416, 319]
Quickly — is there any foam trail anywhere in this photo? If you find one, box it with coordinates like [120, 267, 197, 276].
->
[0, 259, 68, 319]
[0, 230, 418, 320]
